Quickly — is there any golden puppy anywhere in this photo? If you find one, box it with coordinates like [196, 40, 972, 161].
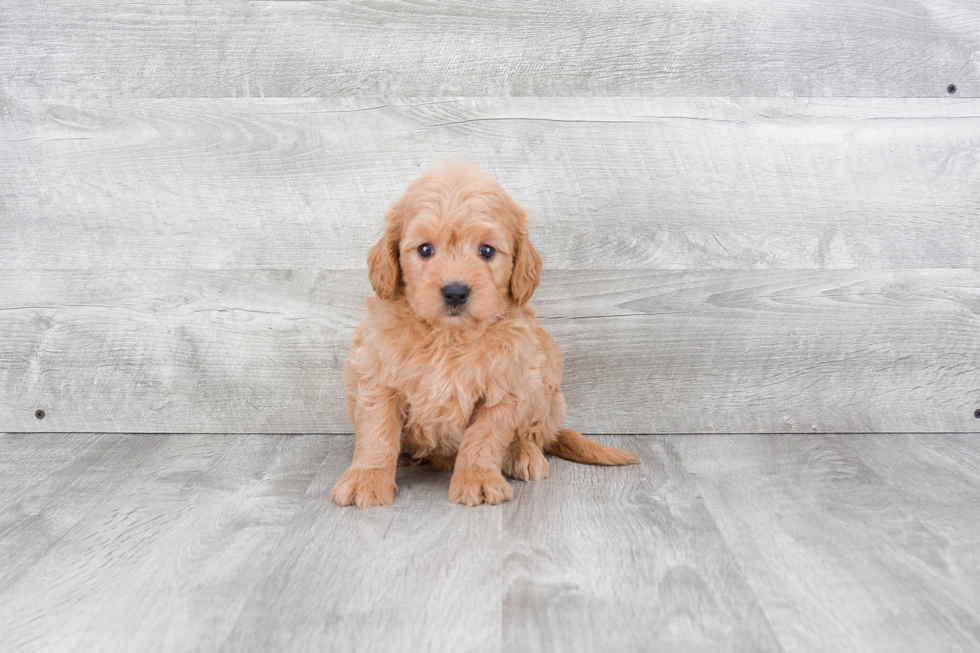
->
[332, 164, 638, 508]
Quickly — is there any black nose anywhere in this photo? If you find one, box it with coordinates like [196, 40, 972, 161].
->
[441, 283, 470, 307]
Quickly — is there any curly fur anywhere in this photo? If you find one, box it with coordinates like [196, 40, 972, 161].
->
[332, 164, 638, 508]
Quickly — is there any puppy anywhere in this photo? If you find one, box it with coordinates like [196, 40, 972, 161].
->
[332, 164, 639, 508]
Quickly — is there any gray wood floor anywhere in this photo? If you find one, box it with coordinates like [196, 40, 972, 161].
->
[2, 433, 979, 652]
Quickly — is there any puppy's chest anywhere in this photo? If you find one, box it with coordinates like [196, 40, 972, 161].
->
[402, 351, 487, 432]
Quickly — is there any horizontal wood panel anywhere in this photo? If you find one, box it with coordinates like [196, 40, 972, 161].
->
[3, 97, 979, 270]
[2, 268, 977, 434]
[0, 0, 976, 98]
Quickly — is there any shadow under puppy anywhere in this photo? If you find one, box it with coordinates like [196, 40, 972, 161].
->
[333, 164, 639, 508]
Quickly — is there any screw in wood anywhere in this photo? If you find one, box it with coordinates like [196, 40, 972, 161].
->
[975, 409, 980, 419]
[947, 84, 957, 94]
[35, 409, 45, 419]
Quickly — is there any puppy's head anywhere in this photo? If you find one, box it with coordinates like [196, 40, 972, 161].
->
[368, 164, 542, 330]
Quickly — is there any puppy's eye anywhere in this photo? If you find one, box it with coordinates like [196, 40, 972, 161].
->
[479, 244, 496, 260]
[417, 243, 433, 259]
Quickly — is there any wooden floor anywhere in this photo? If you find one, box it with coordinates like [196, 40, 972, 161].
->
[1, 433, 979, 652]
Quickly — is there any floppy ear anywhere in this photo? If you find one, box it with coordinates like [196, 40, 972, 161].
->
[510, 212, 542, 306]
[367, 203, 402, 300]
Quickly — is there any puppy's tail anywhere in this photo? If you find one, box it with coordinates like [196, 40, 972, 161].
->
[545, 429, 640, 466]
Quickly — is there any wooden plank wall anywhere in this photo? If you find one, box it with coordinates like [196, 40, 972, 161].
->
[1, 1, 978, 434]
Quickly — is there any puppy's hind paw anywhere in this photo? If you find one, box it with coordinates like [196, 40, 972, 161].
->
[331, 467, 397, 508]
[503, 440, 550, 481]
[449, 467, 514, 506]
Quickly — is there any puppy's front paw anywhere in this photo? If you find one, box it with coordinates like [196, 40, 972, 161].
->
[331, 467, 397, 508]
[503, 440, 550, 481]
[449, 467, 514, 506]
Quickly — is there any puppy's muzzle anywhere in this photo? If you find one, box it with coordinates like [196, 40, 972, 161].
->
[441, 282, 470, 309]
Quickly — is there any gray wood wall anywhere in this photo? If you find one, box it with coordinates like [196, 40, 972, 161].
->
[2, 1, 978, 434]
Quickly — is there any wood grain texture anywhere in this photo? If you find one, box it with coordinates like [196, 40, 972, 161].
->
[846, 433, 980, 546]
[502, 436, 781, 652]
[5, 433, 980, 652]
[0, 433, 170, 590]
[0, 433, 781, 653]
[219, 435, 504, 653]
[847, 433, 980, 617]
[3, 97, 979, 271]
[674, 434, 980, 652]
[2, 268, 977, 434]
[0, 433, 330, 653]
[0, 0, 977, 99]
